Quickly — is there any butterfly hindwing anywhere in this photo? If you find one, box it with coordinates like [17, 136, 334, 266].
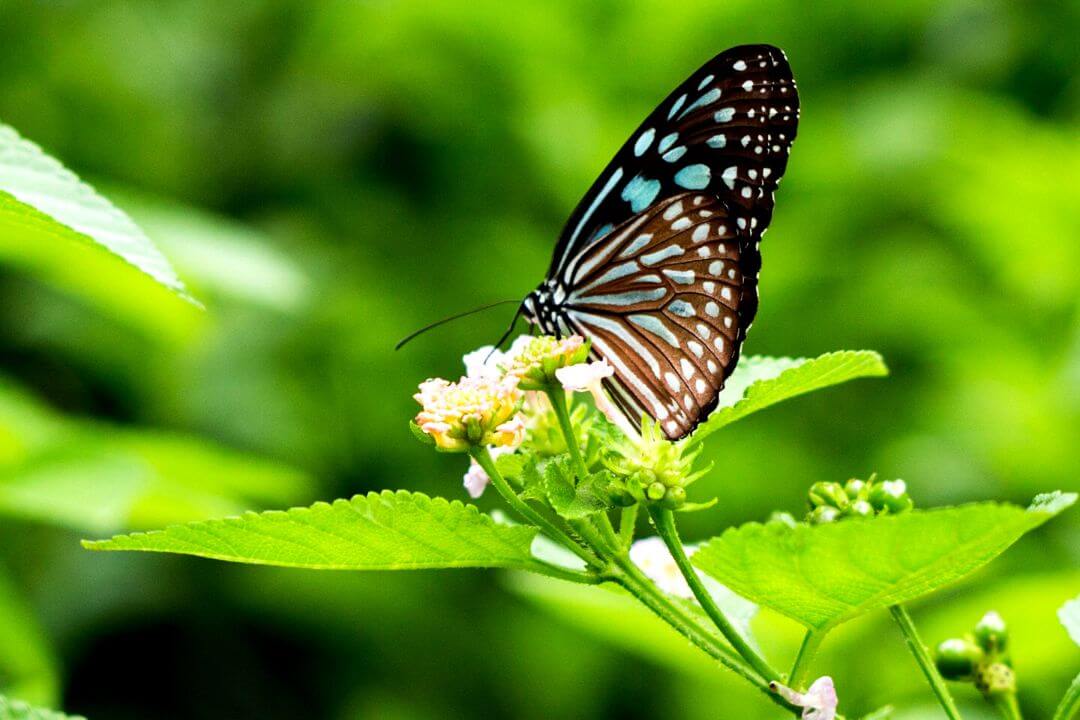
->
[548, 44, 799, 286]
[558, 193, 753, 439]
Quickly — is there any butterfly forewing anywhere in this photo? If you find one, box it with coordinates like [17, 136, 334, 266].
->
[522, 44, 799, 440]
[558, 193, 752, 439]
[548, 44, 799, 284]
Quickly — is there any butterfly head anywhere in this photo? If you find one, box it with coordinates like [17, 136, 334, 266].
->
[521, 278, 567, 336]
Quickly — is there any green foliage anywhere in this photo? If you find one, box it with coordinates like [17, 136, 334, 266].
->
[520, 455, 611, 519]
[0, 123, 197, 338]
[0, 567, 56, 707]
[689, 351, 888, 445]
[0, 378, 310, 532]
[0, 696, 83, 720]
[84, 490, 541, 571]
[508, 572, 758, 676]
[693, 492, 1076, 632]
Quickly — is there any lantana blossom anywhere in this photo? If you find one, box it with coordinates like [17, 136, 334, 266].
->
[771, 677, 838, 720]
[556, 359, 639, 439]
[413, 375, 524, 452]
[508, 335, 590, 389]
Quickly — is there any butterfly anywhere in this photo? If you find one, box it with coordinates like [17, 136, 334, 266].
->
[520, 44, 799, 440]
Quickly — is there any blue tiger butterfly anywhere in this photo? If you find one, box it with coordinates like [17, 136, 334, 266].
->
[521, 44, 800, 440]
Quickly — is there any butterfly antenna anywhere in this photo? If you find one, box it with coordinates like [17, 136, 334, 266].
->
[484, 305, 525, 362]
[395, 299, 522, 351]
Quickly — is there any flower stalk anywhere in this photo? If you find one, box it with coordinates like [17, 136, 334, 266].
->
[649, 505, 780, 684]
[890, 604, 964, 720]
[469, 446, 602, 570]
[789, 629, 827, 690]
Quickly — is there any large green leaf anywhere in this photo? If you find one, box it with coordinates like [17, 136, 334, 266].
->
[106, 187, 310, 312]
[0, 377, 310, 533]
[0, 695, 83, 720]
[0, 567, 57, 707]
[688, 351, 888, 445]
[84, 491, 542, 571]
[692, 492, 1076, 632]
[0, 123, 198, 337]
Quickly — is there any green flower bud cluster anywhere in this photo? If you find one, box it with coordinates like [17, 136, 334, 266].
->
[806, 475, 914, 524]
[935, 611, 1015, 697]
[604, 421, 710, 510]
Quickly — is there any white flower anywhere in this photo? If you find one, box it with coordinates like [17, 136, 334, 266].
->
[555, 359, 638, 439]
[555, 359, 613, 390]
[462, 445, 517, 498]
[629, 537, 695, 598]
[462, 346, 506, 380]
[772, 677, 838, 720]
[462, 335, 536, 380]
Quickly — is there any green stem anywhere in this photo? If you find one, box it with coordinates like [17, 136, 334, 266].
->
[992, 693, 1023, 720]
[471, 446, 602, 570]
[611, 554, 774, 694]
[1052, 673, 1080, 720]
[546, 387, 589, 480]
[526, 560, 604, 585]
[618, 504, 639, 548]
[789, 629, 826, 690]
[649, 506, 780, 683]
[889, 605, 963, 720]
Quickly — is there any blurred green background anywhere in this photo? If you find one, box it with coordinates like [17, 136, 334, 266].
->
[0, 0, 1077, 718]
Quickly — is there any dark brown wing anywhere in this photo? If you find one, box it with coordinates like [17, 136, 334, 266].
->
[557, 193, 752, 439]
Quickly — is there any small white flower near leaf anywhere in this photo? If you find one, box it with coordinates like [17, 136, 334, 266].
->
[556, 359, 640, 439]
[462, 346, 506, 380]
[462, 445, 517, 498]
[771, 677, 838, 720]
[629, 537, 695, 598]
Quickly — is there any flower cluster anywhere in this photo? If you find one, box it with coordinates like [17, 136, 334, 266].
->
[605, 420, 709, 509]
[415, 334, 615, 497]
[507, 335, 590, 389]
[806, 475, 913, 524]
[413, 375, 524, 452]
[935, 610, 1016, 697]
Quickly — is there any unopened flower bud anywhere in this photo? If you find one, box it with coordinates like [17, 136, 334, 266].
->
[974, 662, 1016, 696]
[869, 479, 913, 514]
[767, 511, 798, 528]
[809, 506, 841, 525]
[808, 481, 850, 511]
[661, 486, 686, 509]
[845, 499, 874, 518]
[844, 478, 866, 499]
[935, 637, 984, 681]
[974, 611, 1008, 654]
[646, 481, 667, 501]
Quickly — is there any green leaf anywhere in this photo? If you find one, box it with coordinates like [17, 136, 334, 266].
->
[692, 492, 1076, 632]
[0, 566, 57, 706]
[520, 456, 610, 519]
[0, 124, 187, 297]
[688, 351, 888, 445]
[0, 123, 198, 338]
[0, 695, 83, 720]
[105, 186, 309, 312]
[0, 377, 310, 533]
[83, 491, 541, 571]
[1060, 594, 1080, 647]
